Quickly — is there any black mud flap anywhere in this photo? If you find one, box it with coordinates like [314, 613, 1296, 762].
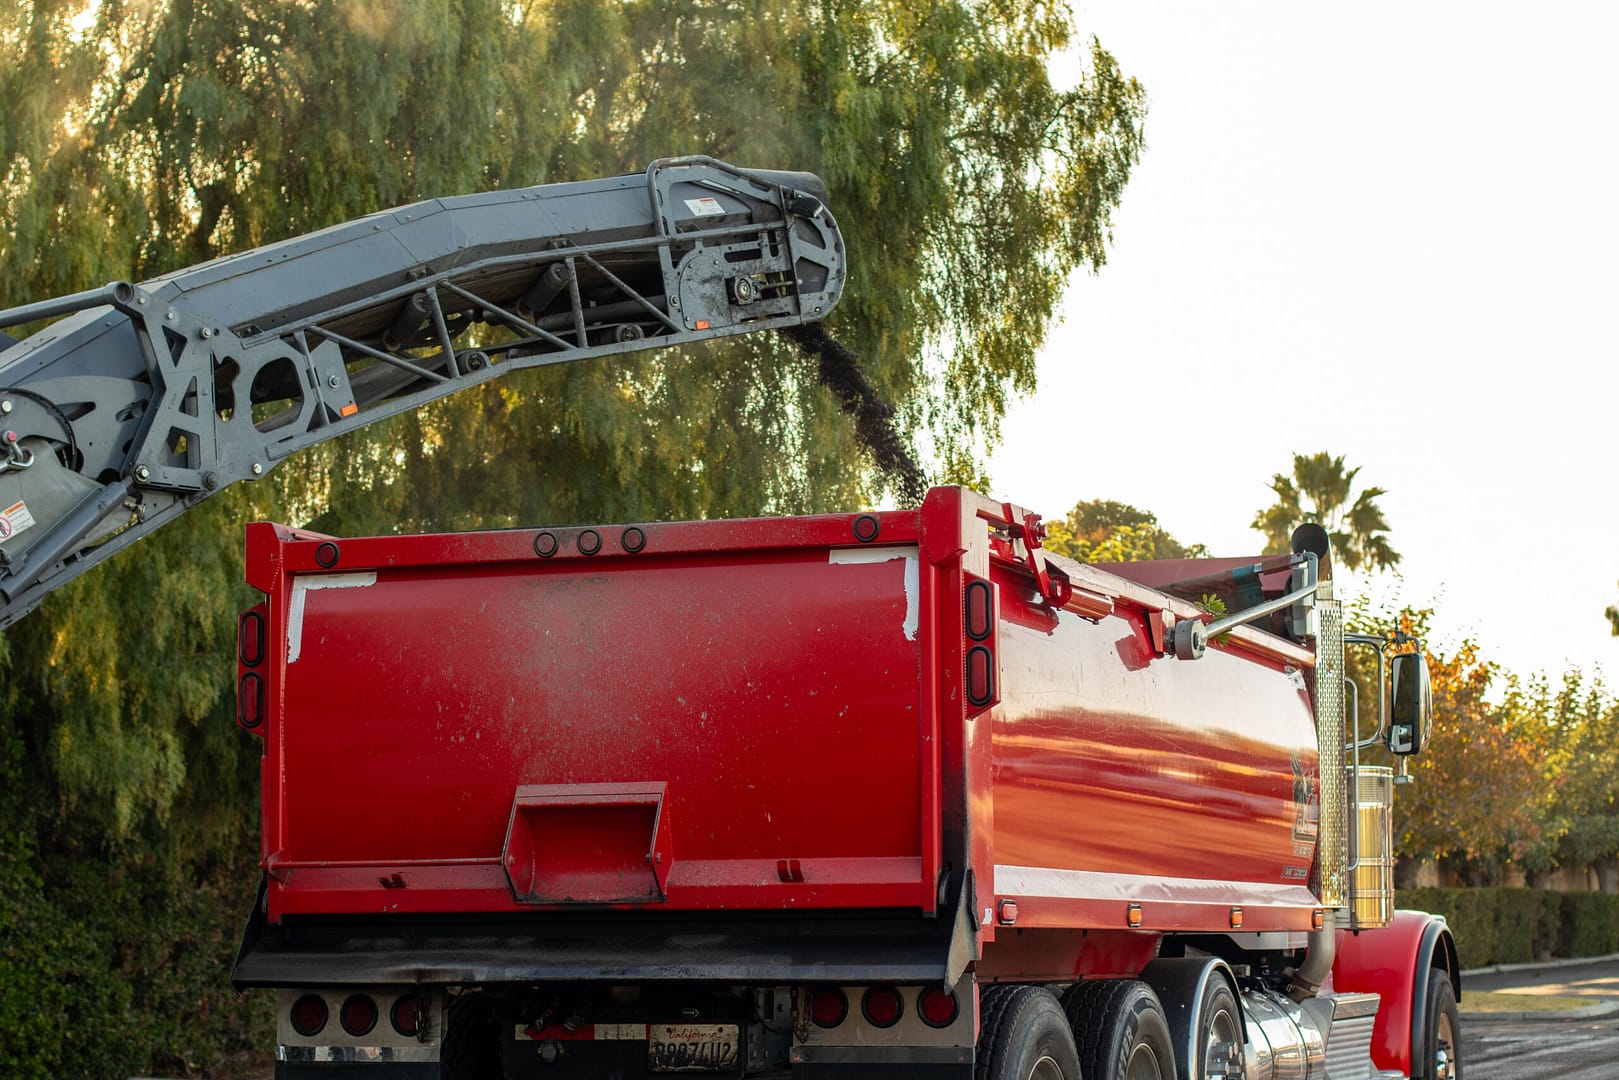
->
[232, 875, 270, 992]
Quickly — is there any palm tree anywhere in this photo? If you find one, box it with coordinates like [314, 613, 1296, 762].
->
[1251, 452, 1400, 571]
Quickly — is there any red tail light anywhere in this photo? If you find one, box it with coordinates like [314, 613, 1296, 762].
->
[238, 610, 265, 666]
[810, 988, 848, 1028]
[861, 986, 903, 1028]
[291, 994, 328, 1037]
[391, 994, 424, 1037]
[341, 994, 378, 1037]
[237, 672, 264, 730]
[918, 986, 959, 1028]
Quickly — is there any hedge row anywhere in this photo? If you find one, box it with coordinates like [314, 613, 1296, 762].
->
[1400, 887, 1619, 968]
[0, 729, 273, 1080]
[0, 839, 275, 1079]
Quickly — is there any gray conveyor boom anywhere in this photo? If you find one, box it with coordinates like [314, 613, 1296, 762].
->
[0, 157, 845, 627]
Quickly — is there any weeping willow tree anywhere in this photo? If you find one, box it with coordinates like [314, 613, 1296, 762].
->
[0, 2, 1143, 1069]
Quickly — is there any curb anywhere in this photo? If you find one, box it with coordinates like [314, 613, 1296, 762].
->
[1462, 1000, 1619, 1023]
[1461, 951, 1619, 978]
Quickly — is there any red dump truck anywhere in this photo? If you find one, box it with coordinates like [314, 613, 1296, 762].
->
[0, 156, 1454, 1080]
[230, 486, 1455, 1080]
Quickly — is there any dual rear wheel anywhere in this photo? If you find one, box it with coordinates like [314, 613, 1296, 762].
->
[976, 980, 1178, 1080]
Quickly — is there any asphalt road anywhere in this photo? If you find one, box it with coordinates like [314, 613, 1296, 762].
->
[1463, 955, 1619, 1001]
[1462, 956, 1619, 1078]
[1463, 1015, 1619, 1079]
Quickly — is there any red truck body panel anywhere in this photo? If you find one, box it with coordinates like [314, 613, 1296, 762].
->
[240, 487, 1324, 943]
[988, 575, 1321, 931]
[246, 513, 937, 920]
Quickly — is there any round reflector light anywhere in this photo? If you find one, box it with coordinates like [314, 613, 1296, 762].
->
[918, 986, 959, 1028]
[290, 994, 328, 1037]
[340, 994, 378, 1037]
[810, 988, 848, 1028]
[862, 986, 903, 1028]
[391, 994, 424, 1037]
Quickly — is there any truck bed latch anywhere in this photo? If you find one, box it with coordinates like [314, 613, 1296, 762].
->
[987, 502, 1072, 608]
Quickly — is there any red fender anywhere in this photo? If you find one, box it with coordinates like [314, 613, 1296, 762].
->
[1330, 909, 1458, 1078]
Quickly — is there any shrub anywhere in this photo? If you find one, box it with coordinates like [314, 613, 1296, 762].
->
[1558, 892, 1619, 959]
[0, 731, 271, 1077]
[1400, 886, 1619, 967]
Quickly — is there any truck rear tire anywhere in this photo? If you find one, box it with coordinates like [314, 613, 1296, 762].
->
[976, 984, 1083, 1080]
[1062, 979, 1175, 1080]
[442, 992, 504, 1080]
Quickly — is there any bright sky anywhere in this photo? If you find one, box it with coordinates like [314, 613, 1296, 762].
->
[991, 2, 1619, 682]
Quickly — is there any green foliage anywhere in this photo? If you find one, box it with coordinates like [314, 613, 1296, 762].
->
[1512, 670, 1619, 876]
[0, 731, 132, 1079]
[1557, 891, 1619, 959]
[1251, 451, 1399, 571]
[1565, 816, 1619, 871]
[1401, 887, 1619, 966]
[1348, 602, 1555, 867]
[1044, 498, 1205, 562]
[0, 850, 137, 1079]
[1607, 583, 1618, 636]
[1, 730, 268, 1078]
[1349, 593, 1619, 883]
[0, 496, 258, 841]
[1400, 888, 1494, 967]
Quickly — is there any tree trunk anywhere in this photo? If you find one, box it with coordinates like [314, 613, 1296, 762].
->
[1395, 856, 1438, 889]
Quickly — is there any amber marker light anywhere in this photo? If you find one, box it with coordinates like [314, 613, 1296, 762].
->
[1127, 903, 1143, 928]
[1313, 909, 1326, 930]
[1230, 907, 1244, 929]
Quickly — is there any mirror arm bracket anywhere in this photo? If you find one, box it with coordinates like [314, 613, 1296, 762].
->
[1170, 553, 1320, 660]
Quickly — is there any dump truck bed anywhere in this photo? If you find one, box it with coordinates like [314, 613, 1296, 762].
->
[239, 487, 1322, 942]
[243, 514, 939, 921]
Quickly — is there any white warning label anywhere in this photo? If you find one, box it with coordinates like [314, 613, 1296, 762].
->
[684, 197, 725, 217]
[0, 499, 36, 542]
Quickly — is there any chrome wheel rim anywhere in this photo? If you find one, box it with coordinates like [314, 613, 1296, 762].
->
[1028, 1053, 1064, 1080]
[1434, 1009, 1456, 1080]
[1203, 1005, 1245, 1079]
[1125, 1042, 1165, 1080]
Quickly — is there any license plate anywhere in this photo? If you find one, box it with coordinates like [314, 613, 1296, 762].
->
[647, 1023, 740, 1073]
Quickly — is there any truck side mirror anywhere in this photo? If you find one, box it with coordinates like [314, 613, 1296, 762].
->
[1388, 652, 1433, 756]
